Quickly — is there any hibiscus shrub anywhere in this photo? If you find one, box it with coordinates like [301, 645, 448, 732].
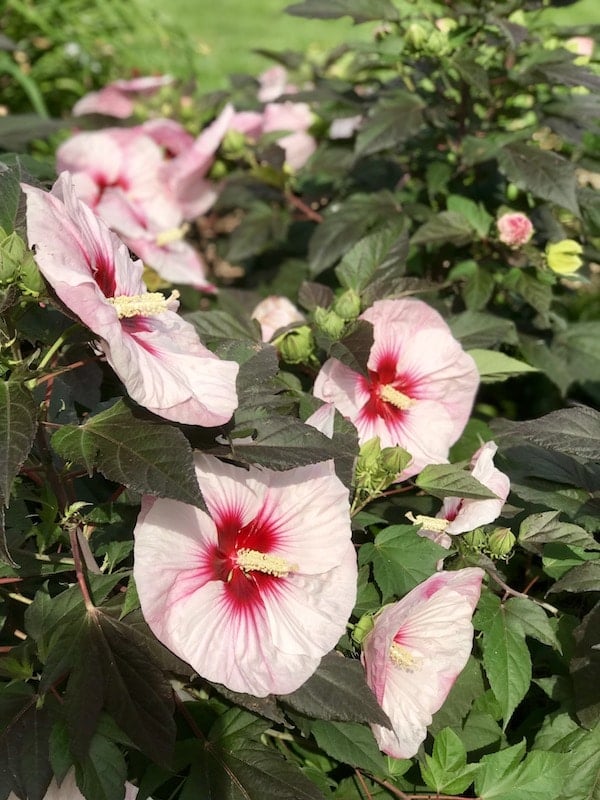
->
[1, 1, 600, 799]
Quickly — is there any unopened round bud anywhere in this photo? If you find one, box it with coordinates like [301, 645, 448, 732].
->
[18, 251, 44, 295]
[221, 129, 248, 160]
[462, 528, 487, 551]
[406, 22, 429, 50]
[313, 306, 345, 339]
[274, 325, 314, 364]
[0, 231, 26, 283]
[333, 289, 361, 320]
[380, 445, 411, 474]
[358, 437, 381, 469]
[487, 527, 516, 558]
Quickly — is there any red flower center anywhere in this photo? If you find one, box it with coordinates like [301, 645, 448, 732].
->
[358, 350, 419, 424]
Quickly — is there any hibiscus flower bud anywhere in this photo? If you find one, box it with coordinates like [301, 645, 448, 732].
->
[314, 306, 345, 339]
[461, 528, 488, 551]
[487, 527, 516, 558]
[405, 22, 429, 50]
[352, 612, 375, 645]
[0, 230, 25, 282]
[497, 212, 534, 247]
[333, 289, 362, 320]
[380, 445, 411, 474]
[275, 324, 315, 364]
[546, 239, 584, 275]
[252, 295, 305, 342]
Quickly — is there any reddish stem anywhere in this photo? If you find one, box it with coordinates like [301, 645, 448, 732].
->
[285, 191, 324, 223]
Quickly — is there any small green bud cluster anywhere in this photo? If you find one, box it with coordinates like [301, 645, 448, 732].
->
[273, 324, 315, 365]
[460, 526, 516, 560]
[354, 437, 411, 500]
[0, 228, 44, 295]
[313, 306, 346, 340]
[332, 289, 361, 321]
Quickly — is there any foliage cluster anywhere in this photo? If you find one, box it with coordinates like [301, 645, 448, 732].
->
[0, 1, 599, 799]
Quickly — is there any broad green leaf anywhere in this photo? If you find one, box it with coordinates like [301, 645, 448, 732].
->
[75, 732, 127, 800]
[335, 222, 408, 293]
[542, 720, 600, 800]
[0, 160, 26, 233]
[0, 381, 37, 505]
[329, 320, 374, 378]
[231, 415, 339, 470]
[498, 143, 579, 216]
[476, 745, 565, 800]
[519, 335, 573, 396]
[553, 321, 600, 389]
[504, 597, 561, 651]
[285, 0, 399, 22]
[225, 204, 290, 262]
[447, 195, 493, 237]
[416, 463, 499, 500]
[359, 525, 447, 600]
[478, 594, 531, 726]
[280, 651, 391, 727]
[468, 349, 538, 383]
[449, 311, 517, 350]
[571, 602, 600, 730]
[503, 268, 553, 316]
[186, 309, 259, 349]
[421, 728, 479, 795]
[355, 94, 424, 157]
[519, 511, 600, 553]
[493, 405, 600, 462]
[460, 711, 504, 752]
[310, 720, 390, 775]
[51, 399, 204, 508]
[410, 211, 474, 247]
[549, 561, 600, 594]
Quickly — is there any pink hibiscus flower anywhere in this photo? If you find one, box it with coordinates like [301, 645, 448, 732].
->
[410, 441, 510, 547]
[133, 453, 357, 697]
[313, 299, 479, 477]
[22, 173, 239, 426]
[497, 212, 534, 248]
[72, 74, 173, 118]
[9, 770, 142, 800]
[361, 568, 484, 759]
[251, 295, 306, 342]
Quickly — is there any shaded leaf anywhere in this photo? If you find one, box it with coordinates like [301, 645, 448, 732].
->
[519, 511, 600, 553]
[51, 399, 204, 508]
[231, 416, 338, 470]
[416, 463, 499, 500]
[571, 602, 600, 730]
[498, 143, 579, 216]
[504, 597, 561, 651]
[329, 320, 374, 378]
[335, 222, 408, 294]
[285, 0, 398, 23]
[355, 95, 424, 157]
[280, 652, 391, 727]
[310, 720, 390, 775]
[0, 381, 37, 506]
[475, 744, 564, 800]
[468, 349, 538, 383]
[411, 211, 474, 247]
[75, 732, 127, 800]
[549, 561, 600, 594]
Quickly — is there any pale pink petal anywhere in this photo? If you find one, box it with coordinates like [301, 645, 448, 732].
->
[362, 568, 483, 758]
[229, 110, 264, 138]
[251, 295, 305, 341]
[277, 131, 317, 171]
[257, 65, 294, 102]
[142, 118, 195, 155]
[262, 101, 313, 134]
[361, 298, 450, 333]
[72, 87, 134, 118]
[305, 403, 336, 439]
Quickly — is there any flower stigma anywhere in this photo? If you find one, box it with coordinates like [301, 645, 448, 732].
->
[389, 642, 419, 671]
[108, 290, 180, 318]
[379, 384, 415, 410]
[236, 547, 297, 577]
[155, 224, 189, 247]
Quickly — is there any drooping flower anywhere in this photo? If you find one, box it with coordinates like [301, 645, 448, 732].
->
[313, 298, 479, 477]
[22, 173, 238, 426]
[497, 211, 534, 247]
[251, 295, 305, 342]
[72, 74, 173, 118]
[133, 453, 357, 697]
[361, 568, 484, 759]
[409, 441, 510, 548]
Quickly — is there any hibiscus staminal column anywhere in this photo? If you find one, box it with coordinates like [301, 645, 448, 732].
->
[134, 454, 357, 697]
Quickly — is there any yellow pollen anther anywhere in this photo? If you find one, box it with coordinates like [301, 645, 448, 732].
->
[389, 642, 419, 671]
[155, 224, 189, 247]
[379, 384, 415, 410]
[406, 511, 450, 533]
[108, 290, 180, 318]
[236, 548, 297, 577]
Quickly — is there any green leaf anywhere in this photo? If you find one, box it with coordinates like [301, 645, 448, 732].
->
[476, 746, 565, 800]
[519, 511, 600, 553]
[335, 222, 408, 294]
[410, 211, 474, 247]
[226, 204, 290, 262]
[329, 320, 374, 378]
[543, 720, 600, 800]
[503, 268, 553, 317]
[467, 349, 538, 383]
[504, 597, 561, 651]
[498, 143, 579, 216]
[285, 0, 398, 23]
[449, 311, 517, 350]
[447, 195, 493, 237]
[478, 594, 531, 726]
[416, 463, 499, 500]
[571, 602, 600, 729]
[0, 381, 37, 506]
[460, 711, 504, 752]
[0, 160, 27, 233]
[186, 309, 259, 349]
[430, 656, 485, 735]
[451, 55, 490, 97]
[310, 720, 390, 775]
[75, 732, 127, 800]
[355, 94, 424, 157]
[280, 651, 391, 727]
[51, 399, 204, 508]
[421, 728, 479, 795]
[359, 525, 447, 600]
[549, 561, 600, 594]
[231, 415, 339, 470]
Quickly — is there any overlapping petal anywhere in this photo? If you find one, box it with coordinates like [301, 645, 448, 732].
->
[134, 454, 357, 696]
[361, 568, 483, 758]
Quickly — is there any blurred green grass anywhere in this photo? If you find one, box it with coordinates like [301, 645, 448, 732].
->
[140, 0, 599, 90]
